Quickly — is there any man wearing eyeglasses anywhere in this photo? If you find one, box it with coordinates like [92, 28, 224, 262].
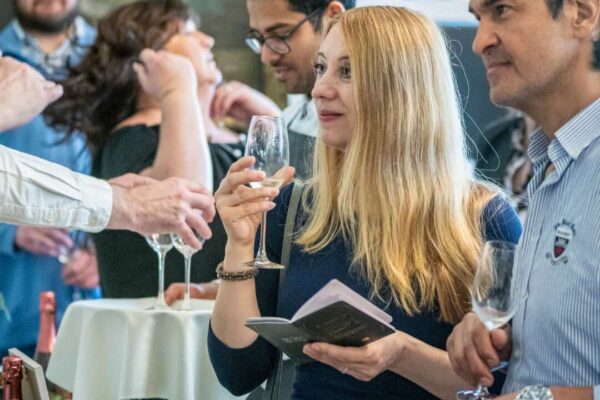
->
[217, 0, 354, 179]
[0, 0, 100, 359]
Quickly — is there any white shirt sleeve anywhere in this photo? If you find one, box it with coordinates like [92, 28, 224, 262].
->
[594, 385, 600, 400]
[0, 145, 112, 232]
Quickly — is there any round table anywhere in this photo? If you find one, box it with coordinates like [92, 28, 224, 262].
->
[46, 298, 246, 400]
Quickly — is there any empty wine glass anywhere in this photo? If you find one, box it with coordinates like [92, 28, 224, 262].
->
[245, 115, 289, 269]
[144, 234, 174, 310]
[457, 240, 517, 400]
[170, 233, 205, 311]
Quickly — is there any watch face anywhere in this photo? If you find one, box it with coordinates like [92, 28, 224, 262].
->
[517, 385, 553, 400]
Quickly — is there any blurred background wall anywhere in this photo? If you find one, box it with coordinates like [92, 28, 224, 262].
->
[0, 0, 510, 182]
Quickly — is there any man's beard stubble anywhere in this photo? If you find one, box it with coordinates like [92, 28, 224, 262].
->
[15, 3, 79, 34]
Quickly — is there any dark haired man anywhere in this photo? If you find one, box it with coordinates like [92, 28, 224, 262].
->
[214, 0, 355, 179]
[0, 0, 99, 358]
[447, 0, 600, 399]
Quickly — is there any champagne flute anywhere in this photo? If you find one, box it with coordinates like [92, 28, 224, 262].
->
[457, 240, 517, 400]
[170, 232, 205, 311]
[144, 234, 174, 310]
[245, 115, 289, 269]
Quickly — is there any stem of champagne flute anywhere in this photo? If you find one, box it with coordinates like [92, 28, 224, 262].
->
[255, 211, 268, 261]
[155, 250, 167, 308]
[183, 254, 191, 311]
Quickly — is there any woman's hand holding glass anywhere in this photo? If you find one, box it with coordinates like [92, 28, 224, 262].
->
[215, 156, 295, 269]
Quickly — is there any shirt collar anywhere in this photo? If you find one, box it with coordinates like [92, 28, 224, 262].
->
[554, 97, 600, 160]
[527, 97, 600, 165]
[527, 128, 551, 166]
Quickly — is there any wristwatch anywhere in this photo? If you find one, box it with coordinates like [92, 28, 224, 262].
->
[515, 385, 554, 400]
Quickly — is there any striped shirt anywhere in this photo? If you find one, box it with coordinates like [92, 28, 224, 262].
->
[503, 98, 600, 399]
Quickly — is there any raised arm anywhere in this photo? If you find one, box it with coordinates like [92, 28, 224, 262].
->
[133, 49, 213, 191]
[210, 157, 293, 346]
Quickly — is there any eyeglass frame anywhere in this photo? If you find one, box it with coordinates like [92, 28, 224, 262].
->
[245, 6, 325, 55]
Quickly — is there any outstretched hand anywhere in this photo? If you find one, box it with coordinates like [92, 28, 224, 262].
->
[108, 177, 215, 250]
[0, 53, 63, 131]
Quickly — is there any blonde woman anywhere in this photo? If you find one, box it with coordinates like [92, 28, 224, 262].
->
[209, 6, 521, 400]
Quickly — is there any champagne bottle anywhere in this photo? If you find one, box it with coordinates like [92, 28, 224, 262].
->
[33, 292, 56, 379]
[33, 292, 72, 400]
[2, 355, 23, 400]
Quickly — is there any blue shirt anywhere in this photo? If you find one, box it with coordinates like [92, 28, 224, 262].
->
[208, 185, 522, 400]
[503, 98, 600, 399]
[0, 18, 98, 355]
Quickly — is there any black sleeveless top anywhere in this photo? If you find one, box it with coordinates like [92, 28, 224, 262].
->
[91, 125, 243, 298]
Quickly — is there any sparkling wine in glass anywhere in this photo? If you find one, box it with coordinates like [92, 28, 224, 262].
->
[245, 115, 289, 269]
[170, 233, 205, 311]
[144, 234, 174, 310]
[457, 240, 517, 400]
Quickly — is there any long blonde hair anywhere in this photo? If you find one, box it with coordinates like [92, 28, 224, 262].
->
[297, 6, 495, 323]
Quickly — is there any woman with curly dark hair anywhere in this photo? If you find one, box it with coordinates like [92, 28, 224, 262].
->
[46, 0, 280, 300]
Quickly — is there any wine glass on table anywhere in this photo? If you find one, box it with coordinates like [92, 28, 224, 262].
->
[245, 115, 289, 269]
[457, 240, 518, 400]
[144, 234, 174, 310]
[170, 231, 206, 311]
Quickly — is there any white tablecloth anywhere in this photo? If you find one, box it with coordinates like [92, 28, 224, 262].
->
[46, 298, 245, 400]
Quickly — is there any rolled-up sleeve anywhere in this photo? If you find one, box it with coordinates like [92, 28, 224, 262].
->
[0, 145, 112, 232]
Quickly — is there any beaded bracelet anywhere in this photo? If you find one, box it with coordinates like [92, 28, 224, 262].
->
[215, 262, 259, 281]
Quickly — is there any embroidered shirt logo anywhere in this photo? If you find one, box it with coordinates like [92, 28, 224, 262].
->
[546, 220, 575, 265]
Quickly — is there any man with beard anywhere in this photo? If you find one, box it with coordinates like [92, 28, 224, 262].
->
[446, 0, 600, 399]
[0, 0, 99, 358]
[212, 0, 354, 179]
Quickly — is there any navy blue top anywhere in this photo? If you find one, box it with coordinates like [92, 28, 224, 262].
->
[208, 185, 522, 400]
